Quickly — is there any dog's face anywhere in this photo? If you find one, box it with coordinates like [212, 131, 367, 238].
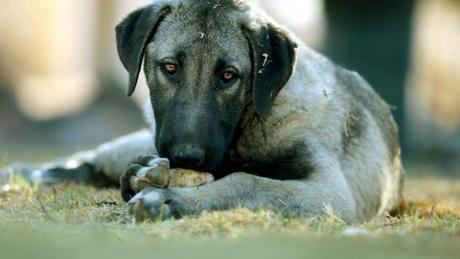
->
[144, 8, 252, 171]
[116, 1, 297, 171]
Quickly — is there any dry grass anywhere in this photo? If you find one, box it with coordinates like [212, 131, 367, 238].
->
[0, 174, 459, 259]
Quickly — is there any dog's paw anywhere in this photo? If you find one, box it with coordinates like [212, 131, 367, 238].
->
[120, 156, 215, 202]
[1, 162, 101, 186]
[120, 156, 171, 202]
[125, 188, 178, 222]
[0, 163, 39, 183]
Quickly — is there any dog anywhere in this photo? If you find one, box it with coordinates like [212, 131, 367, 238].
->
[1, 0, 403, 223]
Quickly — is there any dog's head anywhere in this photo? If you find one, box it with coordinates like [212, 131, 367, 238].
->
[116, 0, 297, 171]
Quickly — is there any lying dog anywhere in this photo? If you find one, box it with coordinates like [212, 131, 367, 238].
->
[1, 0, 403, 223]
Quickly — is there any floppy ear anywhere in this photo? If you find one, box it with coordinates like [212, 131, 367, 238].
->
[116, 5, 171, 96]
[245, 24, 298, 118]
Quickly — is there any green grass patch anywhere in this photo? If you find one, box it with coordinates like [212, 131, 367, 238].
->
[1, 176, 459, 259]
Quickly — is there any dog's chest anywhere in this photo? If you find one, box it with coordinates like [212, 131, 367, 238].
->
[213, 139, 314, 181]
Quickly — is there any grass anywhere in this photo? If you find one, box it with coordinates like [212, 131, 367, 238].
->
[1, 173, 459, 259]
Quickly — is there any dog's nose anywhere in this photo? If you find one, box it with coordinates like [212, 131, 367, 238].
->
[171, 145, 205, 168]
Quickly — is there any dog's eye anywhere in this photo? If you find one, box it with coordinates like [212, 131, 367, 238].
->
[163, 64, 177, 75]
[221, 70, 237, 84]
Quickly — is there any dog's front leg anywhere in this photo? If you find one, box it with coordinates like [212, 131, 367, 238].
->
[1, 130, 156, 186]
[126, 172, 358, 223]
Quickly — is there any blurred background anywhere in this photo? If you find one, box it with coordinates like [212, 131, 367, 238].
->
[0, 0, 459, 175]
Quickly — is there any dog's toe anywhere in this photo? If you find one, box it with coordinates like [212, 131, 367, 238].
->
[126, 188, 172, 222]
[120, 156, 171, 202]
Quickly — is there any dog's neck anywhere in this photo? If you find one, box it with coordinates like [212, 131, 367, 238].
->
[230, 44, 340, 160]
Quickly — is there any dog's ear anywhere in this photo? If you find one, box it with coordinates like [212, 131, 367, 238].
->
[116, 5, 171, 96]
[244, 24, 298, 118]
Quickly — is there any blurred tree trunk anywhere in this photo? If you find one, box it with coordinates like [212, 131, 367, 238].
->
[406, 0, 460, 171]
[0, 0, 98, 120]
